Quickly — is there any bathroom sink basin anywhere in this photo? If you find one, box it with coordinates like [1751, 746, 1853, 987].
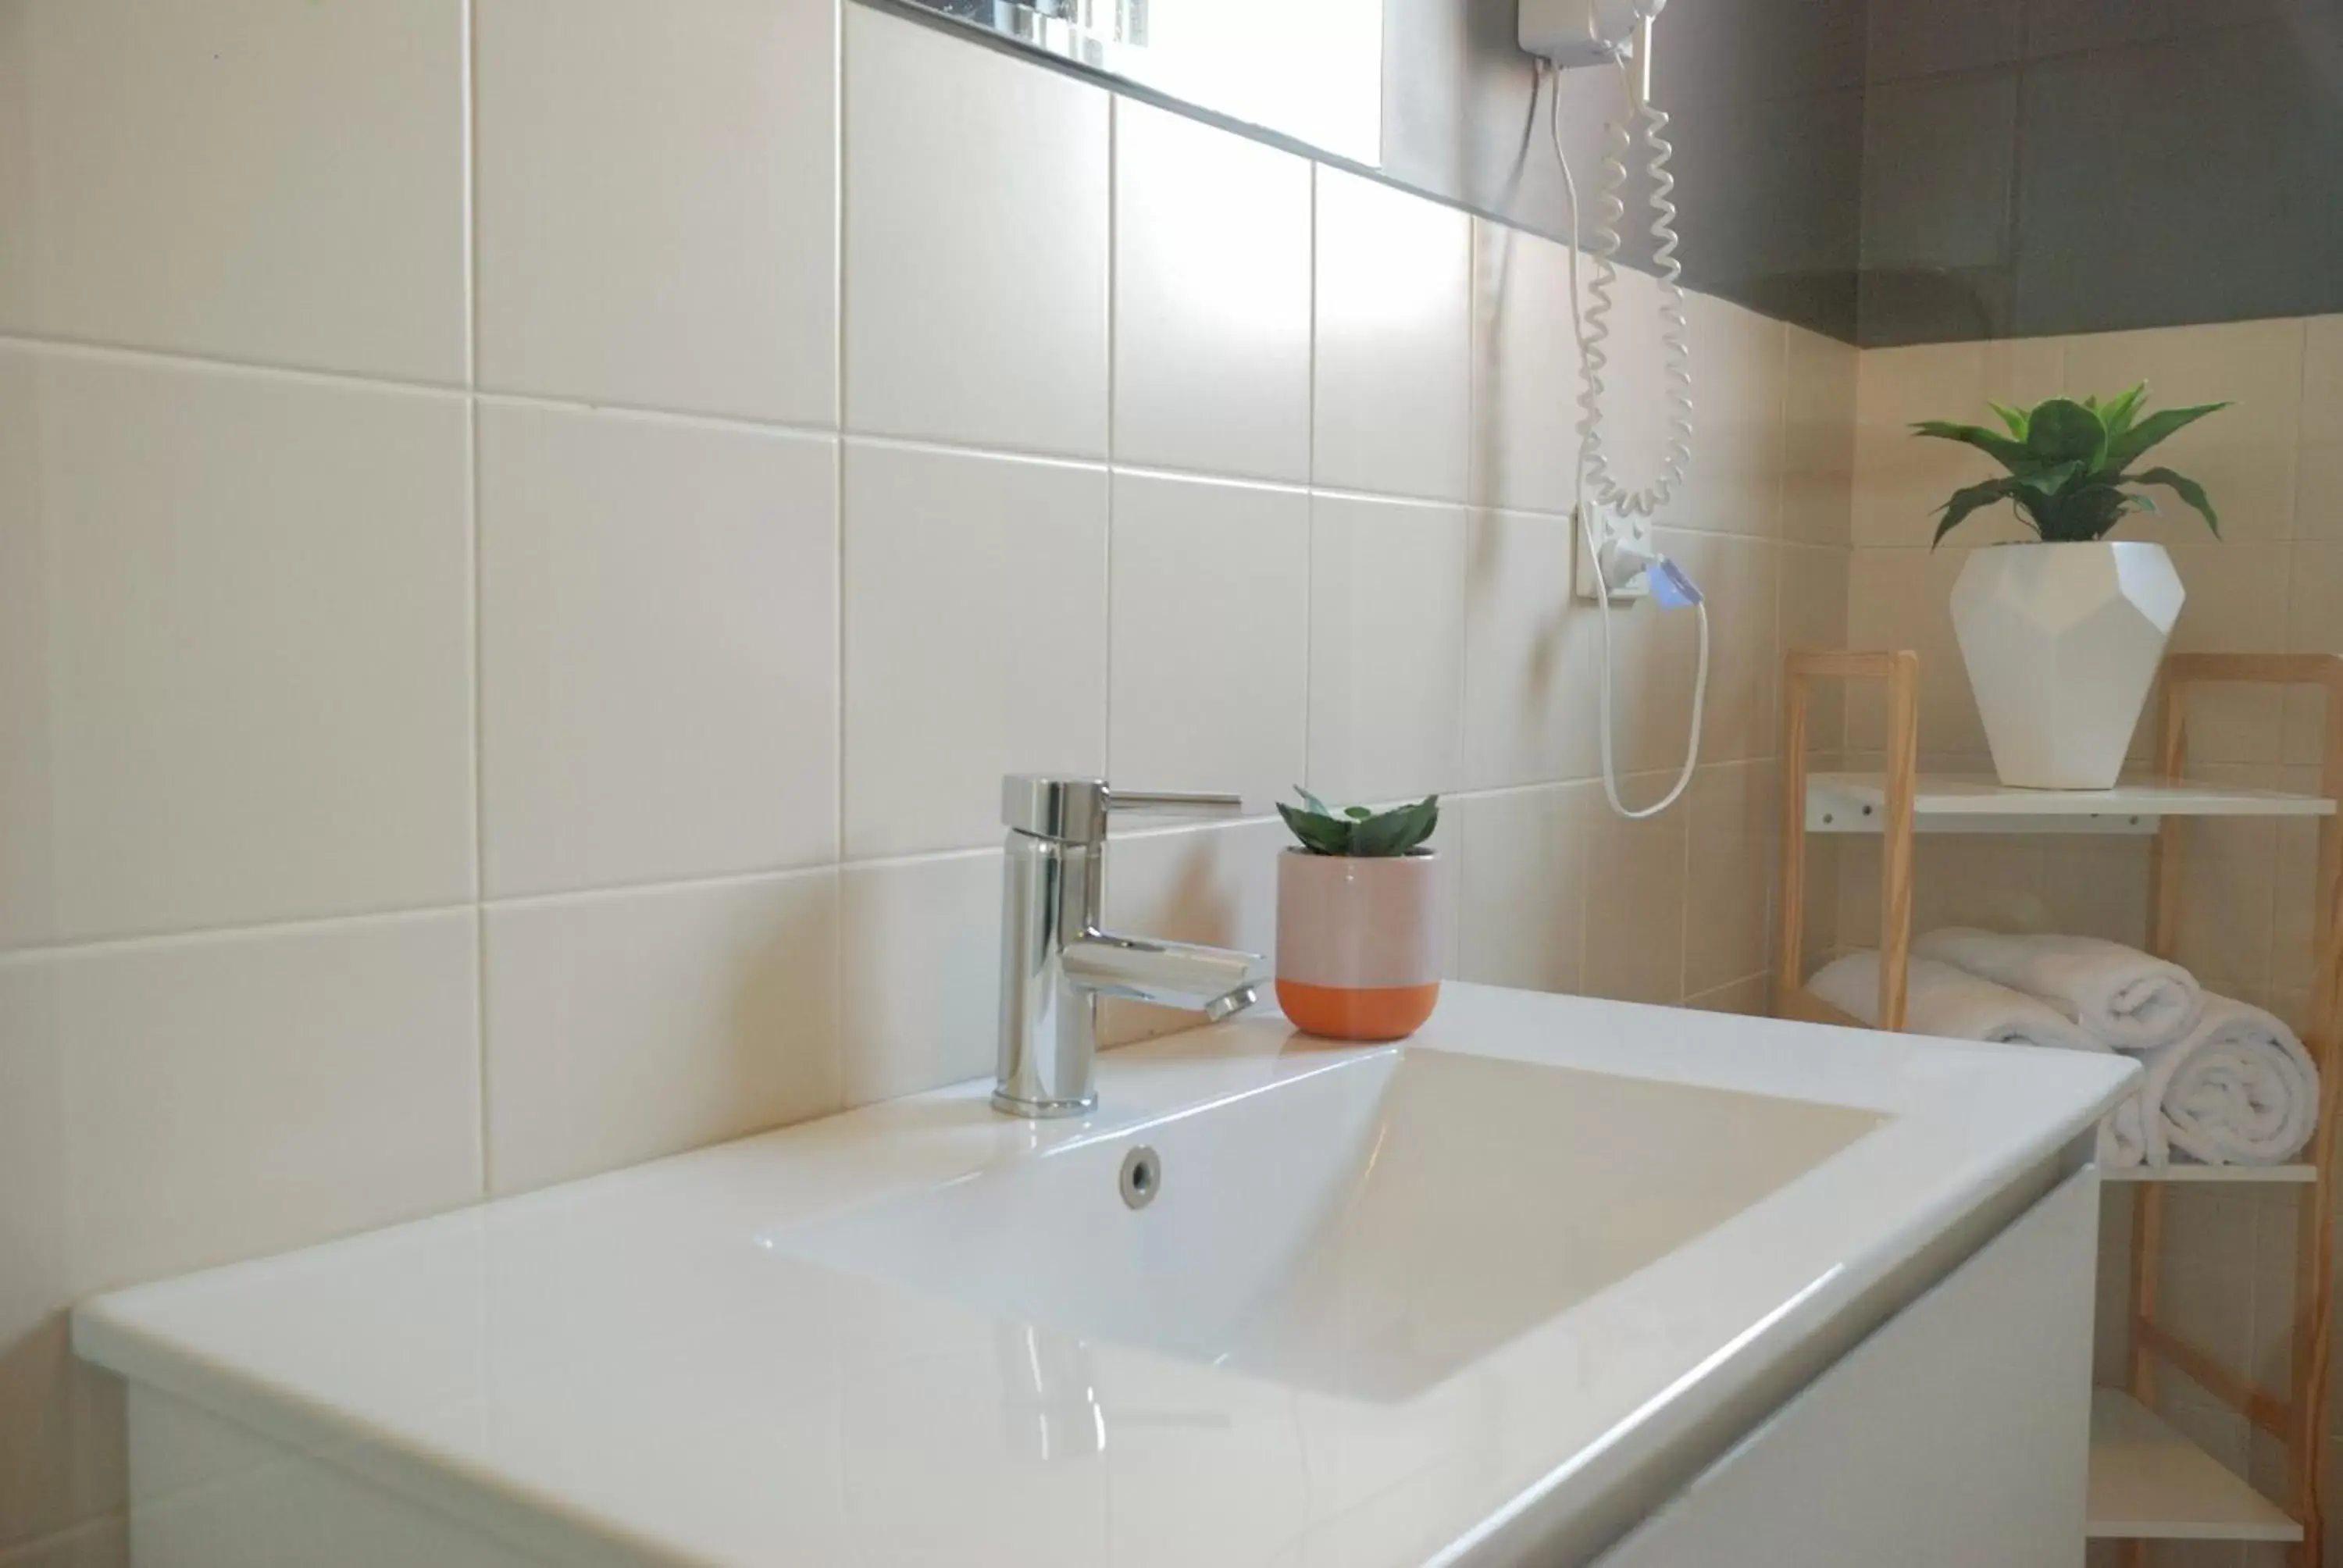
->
[75, 983, 2134, 1568]
[771, 1047, 1882, 1400]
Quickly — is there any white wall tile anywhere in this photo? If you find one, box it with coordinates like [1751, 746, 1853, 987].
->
[1112, 102, 1310, 482]
[842, 441, 1107, 857]
[0, 351, 473, 948]
[474, 0, 836, 424]
[0, 0, 465, 382]
[483, 871, 839, 1196]
[843, 5, 1107, 457]
[0, 911, 482, 1299]
[1460, 508, 1596, 790]
[1451, 783, 1589, 993]
[838, 850, 1002, 1107]
[1306, 493, 1467, 803]
[1108, 472, 1307, 814]
[479, 404, 837, 898]
[2063, 319, 2304, 547]
[1314, 168, 1471, 502]
[1470, 219, 1579, 516]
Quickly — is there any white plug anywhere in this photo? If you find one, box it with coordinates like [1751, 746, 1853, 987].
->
[1573, 509, 1657, 603]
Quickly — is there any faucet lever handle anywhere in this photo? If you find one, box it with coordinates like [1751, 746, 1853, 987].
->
[1001, 775, 1243, 843]
[1104, 789, 1243, 820]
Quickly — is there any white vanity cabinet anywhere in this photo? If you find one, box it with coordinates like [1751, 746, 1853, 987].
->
[75, 988, 2132, 1568]
[1597, 1168, 2098, 1568]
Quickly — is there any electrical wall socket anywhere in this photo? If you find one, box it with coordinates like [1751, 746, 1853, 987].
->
[1572, 509, 1653, 604]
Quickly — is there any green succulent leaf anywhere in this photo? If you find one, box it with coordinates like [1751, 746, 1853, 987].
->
[2103, 401, 2230, 473]
[2127, 466, 2221, 536]
[2025, 398, 2109, 469]
[1910, 420, 2035, 472]
[1348, 796, 1439, 857]
[1276, 801, 1353, 855]
[1932, 476, 2028, 547]
[1988, 401, 2032, 440]
[1281, 793, 1437, 857]
[1295, 786, 1334, 818]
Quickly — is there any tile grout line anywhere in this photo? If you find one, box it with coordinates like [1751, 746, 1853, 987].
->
[831, 0, 850, 1099]
[1103, 93, 1119, 783]
[462, 0, 493, 1202]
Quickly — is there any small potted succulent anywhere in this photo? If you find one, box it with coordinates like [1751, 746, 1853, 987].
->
[1914, 386, 2227, 789]
[1274, 789, 1441, 1041]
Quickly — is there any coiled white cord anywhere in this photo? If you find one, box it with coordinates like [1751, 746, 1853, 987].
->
[1546, 54, 1707, 821]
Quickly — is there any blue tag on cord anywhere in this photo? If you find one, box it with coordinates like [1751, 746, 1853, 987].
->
[1647, 556, 1703, 608]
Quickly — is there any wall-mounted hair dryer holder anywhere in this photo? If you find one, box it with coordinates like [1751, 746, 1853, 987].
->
[1517, 0, 1664, 70]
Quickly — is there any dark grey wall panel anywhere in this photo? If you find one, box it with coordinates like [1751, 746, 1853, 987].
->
[1383, 0, 1867, 340]
[1860, 0, 2343, 346]
[887, 0, 1869, 341]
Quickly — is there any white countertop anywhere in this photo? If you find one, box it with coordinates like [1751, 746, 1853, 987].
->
[74, 984, 2135, 1567]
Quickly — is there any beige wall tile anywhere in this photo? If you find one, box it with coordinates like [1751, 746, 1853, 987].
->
[1667, 294, 1788, 540]
[2063, 319, 2305, 547]
[1682, 761, 1778, 997]
[1845, 545, 1984, 754]
[2298, 316, 2343, 543]
[1781, 326, 1858, 547]
[1582, 786, 1689, 1005]
[1665, 532, 1781, 764]
[1780, 544, 1853, 751]
[1850, 336, 2063, 550]
[1450, 783, 1590, 994]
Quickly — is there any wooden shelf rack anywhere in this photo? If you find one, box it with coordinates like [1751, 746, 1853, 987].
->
[1773, 650, 2343, 1565]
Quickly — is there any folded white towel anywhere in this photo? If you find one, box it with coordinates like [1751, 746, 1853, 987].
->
[1913, 927, 2203, 1050]
[1809, 951, 2108, 1054]
[2117, 995, 2320, 1167]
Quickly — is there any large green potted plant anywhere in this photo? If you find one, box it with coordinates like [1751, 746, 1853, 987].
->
[1914, 386, 2226, 789]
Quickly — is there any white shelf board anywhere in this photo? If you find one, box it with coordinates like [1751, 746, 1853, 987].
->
[2085, 1388, 2302, 1541]
[2102, 1162, 2316, 1185]
[1807, 772, 2336, 836]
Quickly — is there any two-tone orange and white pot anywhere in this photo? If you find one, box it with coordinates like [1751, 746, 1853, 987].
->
[1274, 850, 1441, 1042]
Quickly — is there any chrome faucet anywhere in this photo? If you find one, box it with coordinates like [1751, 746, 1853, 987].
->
[994, 775, 1263, 1118]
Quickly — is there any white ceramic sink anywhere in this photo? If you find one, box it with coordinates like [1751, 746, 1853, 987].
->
[75, 984, 2134, 1568]
[772, 1047, 1883, 1401]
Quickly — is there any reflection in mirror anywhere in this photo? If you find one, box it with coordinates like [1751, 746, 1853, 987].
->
[901, 0, 1384, 166]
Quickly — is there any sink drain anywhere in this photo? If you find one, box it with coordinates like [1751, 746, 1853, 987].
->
[1118, 1146, 1161, 1210]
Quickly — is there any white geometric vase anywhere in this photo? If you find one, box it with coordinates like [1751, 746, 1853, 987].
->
[1949, 541, 2185, 790]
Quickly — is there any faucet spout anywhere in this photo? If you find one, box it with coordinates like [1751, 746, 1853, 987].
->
[1061, 932, 1261, 1018]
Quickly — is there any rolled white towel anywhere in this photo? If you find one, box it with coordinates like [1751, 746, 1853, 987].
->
[1913, 927, 2202, 1050]
[2127, 995, 2319, 1167]
[1809, 950, 2109, 1054]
